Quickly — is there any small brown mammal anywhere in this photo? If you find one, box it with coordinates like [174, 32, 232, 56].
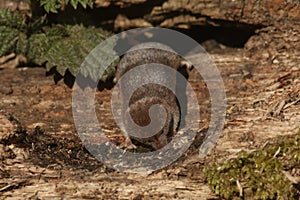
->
[115, 42, 190, 150]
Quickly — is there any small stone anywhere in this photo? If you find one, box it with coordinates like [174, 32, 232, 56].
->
[272, 59, 279, 64]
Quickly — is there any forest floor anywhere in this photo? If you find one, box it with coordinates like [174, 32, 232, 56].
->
[0, 27, 299, 199]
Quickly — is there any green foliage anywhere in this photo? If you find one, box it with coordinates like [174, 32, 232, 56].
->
[0, 9, 44, 57]
[29, 24, 118, 81]
[204, 129, 300, 199]
[0, 10, 23, 56]
[39, 0, 93, 13]
[0, 8, 117, 82]
[0, 8, 27, 31]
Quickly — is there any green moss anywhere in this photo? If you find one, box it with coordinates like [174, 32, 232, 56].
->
[204, 129, 300, 199]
